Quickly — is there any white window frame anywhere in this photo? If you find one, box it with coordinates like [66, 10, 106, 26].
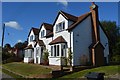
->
[61, 44, 66, 57]
[41, 30, 45, 38]
[56, 21, 65, 32]
[30, 35, 33, 42]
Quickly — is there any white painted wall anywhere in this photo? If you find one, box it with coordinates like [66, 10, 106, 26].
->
[39, 25, 53, 64]
[72, 15, 92, 66]
[48, 13, 75, 65]
[28, 30, 36, 48]
[99, 25, 109, 63]
[49, 58, 61, 65]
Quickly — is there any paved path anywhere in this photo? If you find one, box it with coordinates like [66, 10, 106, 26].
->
[0, 66, 15, 80]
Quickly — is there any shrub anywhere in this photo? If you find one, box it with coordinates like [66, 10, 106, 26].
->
[43, 49, 49, 65]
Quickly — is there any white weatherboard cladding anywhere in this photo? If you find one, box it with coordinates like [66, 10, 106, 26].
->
[24, 58, 33, 63]
[53, 14, 72, 49]
[49, 57, 61, 65]
[39, 26, 53, 60]
[99, 26, 109, 63]
[53, 14, 68, 34]
[34, 44, 42, 64]
[72, 16, 92, 66]
[28, 30, 36, 47]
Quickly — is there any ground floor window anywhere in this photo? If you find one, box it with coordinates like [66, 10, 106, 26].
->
[57, 45, 59, 56]
[61, 44, 66, 57]
[51, 44, 66, 57]
[24, 49, 33, 58]
[51, 46, 53, 56]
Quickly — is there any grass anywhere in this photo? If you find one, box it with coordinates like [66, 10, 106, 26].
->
[2, 68, 23, 78]
[2, 62, 52, 78]
[60, 65, 120, 78]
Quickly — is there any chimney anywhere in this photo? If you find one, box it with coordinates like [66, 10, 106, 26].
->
[90, 2, 100, 43]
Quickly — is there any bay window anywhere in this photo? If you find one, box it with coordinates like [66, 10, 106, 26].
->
[51, 44, 66, 57]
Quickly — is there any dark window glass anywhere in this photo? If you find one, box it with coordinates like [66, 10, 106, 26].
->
[54, 45, 56, 57]
[57, 45, 59, 56]
[51, 46, 53, 56]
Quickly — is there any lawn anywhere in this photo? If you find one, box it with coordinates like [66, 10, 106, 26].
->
[60, 65, 120, 78]
[2, 62, 52, 78]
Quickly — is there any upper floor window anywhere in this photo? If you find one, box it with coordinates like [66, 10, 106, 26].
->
[56, 21, 65, 32]
[30, 35, 33, 42]
[41, 30, 45, 38]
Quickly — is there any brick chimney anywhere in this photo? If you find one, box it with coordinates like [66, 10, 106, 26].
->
[90, 2, 100, 43]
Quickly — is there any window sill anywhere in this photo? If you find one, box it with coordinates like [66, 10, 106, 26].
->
[55, 29, 66, 33]
[49, 56, 66, 58]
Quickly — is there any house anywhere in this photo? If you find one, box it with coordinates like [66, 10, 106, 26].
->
[24, 3, 109, 67]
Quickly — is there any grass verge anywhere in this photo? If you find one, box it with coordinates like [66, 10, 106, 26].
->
[60, 65, 120, 78]
[2, 62, 52, 78]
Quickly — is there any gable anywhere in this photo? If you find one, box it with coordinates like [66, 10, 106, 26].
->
[53, 14, 68, 33]
[28, 28, 39, 37]
[67, 12, 91, 31]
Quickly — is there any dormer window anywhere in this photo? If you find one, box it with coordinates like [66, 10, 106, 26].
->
[30, 35, 33, 42]
[41, 30, 45, 38]
[56, 21, 65, 32]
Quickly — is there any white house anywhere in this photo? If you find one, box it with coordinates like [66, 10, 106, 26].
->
[24, 3, 109, 66]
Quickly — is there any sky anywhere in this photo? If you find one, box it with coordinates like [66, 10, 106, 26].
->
[1, 2, 119, 47]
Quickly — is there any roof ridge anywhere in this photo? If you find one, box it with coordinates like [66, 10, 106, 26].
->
[60, 10, 78, 22]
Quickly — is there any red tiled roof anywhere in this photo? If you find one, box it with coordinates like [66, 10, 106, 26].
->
[28, 27, 39, 37]
[46, 32, 53, 38]
[49, 36, 66, 45]
[25, 44, 33, 49]
[32, 27, 39, 35]
[67, 12, 91, 31]
[43, 23, 53, 31]
[60, 11, 78, 22]
[34, 40, 45, 47]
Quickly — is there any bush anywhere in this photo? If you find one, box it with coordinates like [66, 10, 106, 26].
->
[43, 49, 49, 65]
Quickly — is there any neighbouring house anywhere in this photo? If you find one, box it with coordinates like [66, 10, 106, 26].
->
[24, 3, 109, 67]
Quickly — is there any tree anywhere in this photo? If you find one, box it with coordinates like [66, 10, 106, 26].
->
[4, 43, 11, 51]
[100, 21, 120, 62]
[14, 41, 28, 49]
[2, 43, 15, 61]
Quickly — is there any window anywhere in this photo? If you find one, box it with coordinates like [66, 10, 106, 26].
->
[30, 35, 33, 42]
[56, 21, 65, 32]
[36, 48, 39, 56]
[61, 44, 66, 57]
[54, 45, 56, 57]
[25, 50, 28, 57]
[57, 45, 59, 56]
[51, 46, 53, 56]
[41, 30, 45, 38]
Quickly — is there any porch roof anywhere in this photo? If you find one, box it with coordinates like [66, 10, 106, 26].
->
[49, 36, 67, 45]
[34, 40, 45, 47]
[24, 44, 33, 49]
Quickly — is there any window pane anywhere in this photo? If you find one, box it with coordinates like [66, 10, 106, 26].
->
[57, 45, 59, 56]
[43, 30, 45, 37]
[56, 25, 58, 32]
[61, 44, 66, 57]
[62, 22, 65, 30]
[51, 46, 53, 56]
[54, 45, 56, 57]
[59, 23, 62, 31]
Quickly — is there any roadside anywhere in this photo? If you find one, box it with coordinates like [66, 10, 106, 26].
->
[0, 66, 15, 80]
